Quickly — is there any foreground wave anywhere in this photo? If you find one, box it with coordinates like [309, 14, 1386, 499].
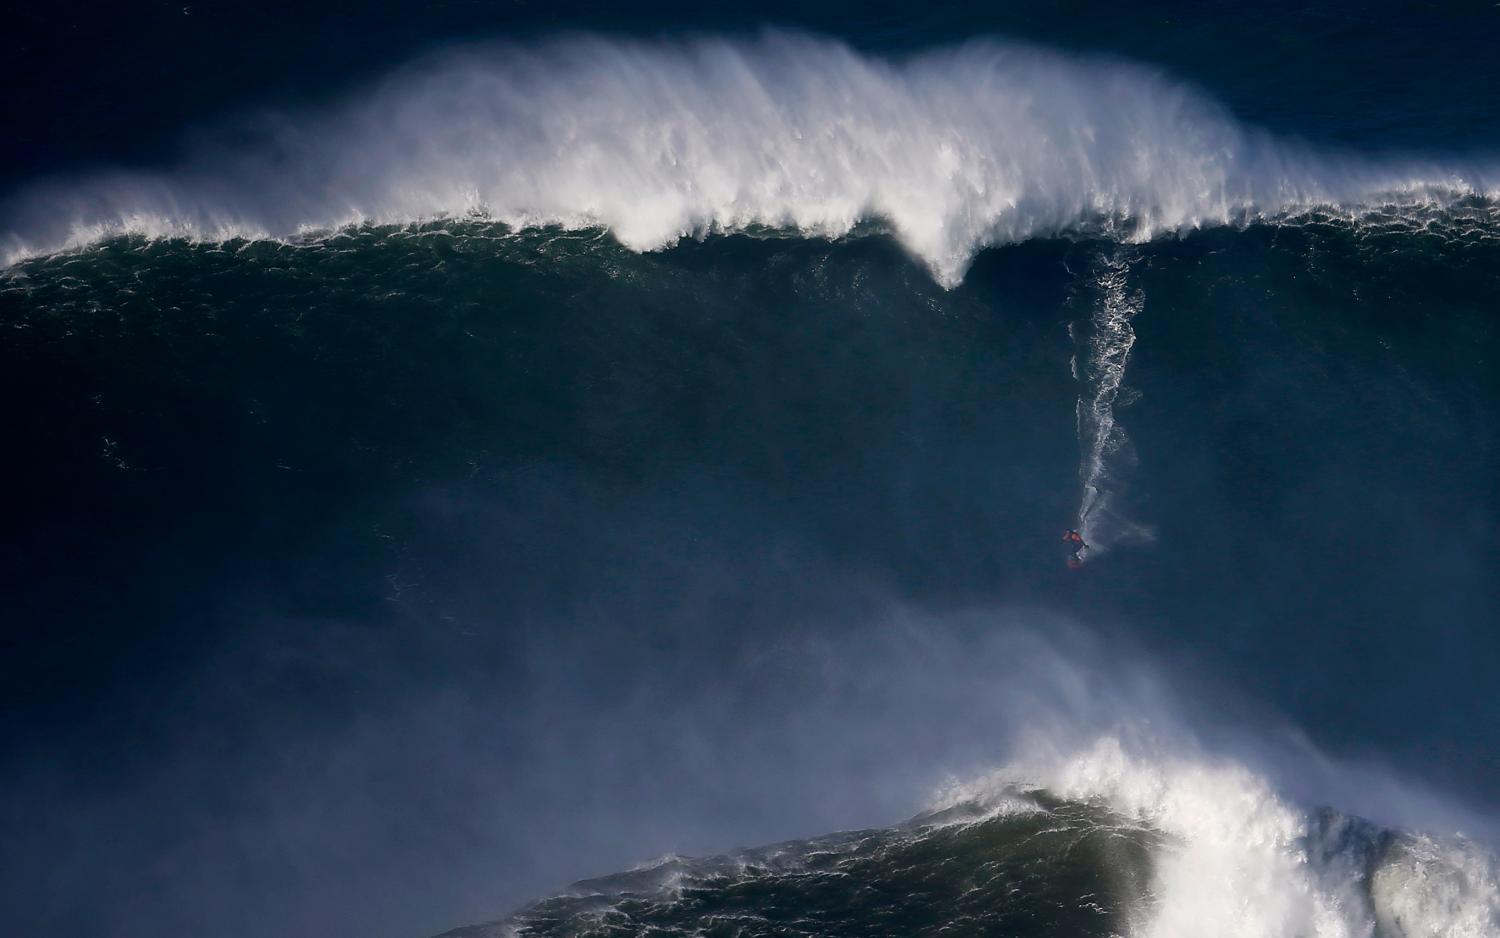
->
[4, 34, 1497, 284]
[443, 740, 1500, 938]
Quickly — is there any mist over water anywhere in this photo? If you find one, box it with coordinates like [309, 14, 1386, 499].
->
[4, 34, 1497, 283]
[3, 15, 1500, 938]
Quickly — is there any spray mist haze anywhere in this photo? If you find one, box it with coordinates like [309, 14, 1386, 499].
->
[3, 34, 1497, 283]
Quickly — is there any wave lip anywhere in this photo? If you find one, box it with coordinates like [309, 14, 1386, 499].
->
[4, 33, 1497, 283]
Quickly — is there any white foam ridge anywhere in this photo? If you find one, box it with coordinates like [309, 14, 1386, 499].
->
[3, 33, 1497, 282]
[942, 738, 1500, 938]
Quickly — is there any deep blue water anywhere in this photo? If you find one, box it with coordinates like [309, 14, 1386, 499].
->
[3, 4, 1500, 938]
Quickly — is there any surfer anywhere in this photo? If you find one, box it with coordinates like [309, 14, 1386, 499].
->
[1063, 529, 1088, 569]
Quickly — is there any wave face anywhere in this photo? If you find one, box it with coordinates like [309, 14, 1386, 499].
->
[446, 740, 1500, 938]
[3, 33, 1496, 283]
[6, 200, 1500, 938]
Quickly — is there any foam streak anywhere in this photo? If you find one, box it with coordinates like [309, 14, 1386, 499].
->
[1072, 248, 1152, 556]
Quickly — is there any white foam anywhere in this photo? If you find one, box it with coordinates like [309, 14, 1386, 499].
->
[1372, 834, 1500, 938]
[940, 737, 1500, 938]
[3, 34, 1496, 280]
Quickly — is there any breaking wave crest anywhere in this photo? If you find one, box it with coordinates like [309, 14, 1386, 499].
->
[950, 739, 1500, 938]
[4, 33, 1498, 283]
[464, 739, 1500, 938]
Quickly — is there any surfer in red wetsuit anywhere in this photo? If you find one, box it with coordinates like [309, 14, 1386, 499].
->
[1062, 529, 1087, 568]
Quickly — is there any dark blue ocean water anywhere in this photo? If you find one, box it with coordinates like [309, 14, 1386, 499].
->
[3, 4, 1500, 938]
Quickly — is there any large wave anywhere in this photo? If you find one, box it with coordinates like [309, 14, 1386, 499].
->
[3, 33, 1496, 283]
[460, 737, 1500, 938]
[405, 602, 1500, 938]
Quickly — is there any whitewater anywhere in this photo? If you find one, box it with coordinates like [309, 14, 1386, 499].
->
[470, 733, 1500, 938]
[954, 739, 1500, 938]
[425, 609, 1500, 938]
[3, 33, 1498, 284]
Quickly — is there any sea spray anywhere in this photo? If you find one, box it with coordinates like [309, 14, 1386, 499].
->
[4, 34, 1496, 280]
[461, 738, 1500, 938]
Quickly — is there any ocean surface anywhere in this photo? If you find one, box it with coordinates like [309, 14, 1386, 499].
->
[3, 4, 1500, 938]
